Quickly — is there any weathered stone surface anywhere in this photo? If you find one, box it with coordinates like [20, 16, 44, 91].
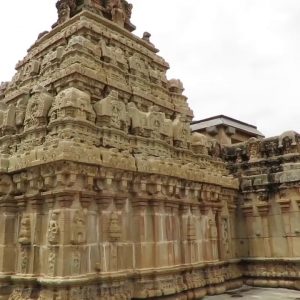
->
[0, 1, 300, 299]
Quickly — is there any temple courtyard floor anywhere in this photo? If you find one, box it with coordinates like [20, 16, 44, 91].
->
[204, 286, 300, 299]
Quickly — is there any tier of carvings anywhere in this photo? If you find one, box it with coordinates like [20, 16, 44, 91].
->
[1, 0, 300, 299]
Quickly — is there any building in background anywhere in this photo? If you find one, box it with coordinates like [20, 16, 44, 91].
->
[191, 115, 264, 145]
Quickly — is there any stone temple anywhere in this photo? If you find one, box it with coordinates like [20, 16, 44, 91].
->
[0, 1, 299, 299]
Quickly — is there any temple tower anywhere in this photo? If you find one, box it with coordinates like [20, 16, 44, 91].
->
[0, 1, 241, 299]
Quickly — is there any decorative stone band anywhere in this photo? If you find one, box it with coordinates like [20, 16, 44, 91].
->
[3, 261, 243, 300]
[242, 258, 300, 290]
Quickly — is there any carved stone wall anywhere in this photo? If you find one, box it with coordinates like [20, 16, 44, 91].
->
[1, 1, 300, 299]
[0, 2, 241, 299]
[224, 132, 300, 290]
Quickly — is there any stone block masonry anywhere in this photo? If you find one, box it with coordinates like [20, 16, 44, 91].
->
[0, 0, 299, 299]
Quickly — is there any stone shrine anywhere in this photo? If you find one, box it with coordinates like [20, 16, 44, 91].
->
[0, 0, 299, 299]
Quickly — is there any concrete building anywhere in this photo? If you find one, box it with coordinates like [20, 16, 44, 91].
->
[191, 115, 264, 144]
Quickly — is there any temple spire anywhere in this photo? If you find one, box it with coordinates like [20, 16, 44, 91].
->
[54, 0, 136, 32]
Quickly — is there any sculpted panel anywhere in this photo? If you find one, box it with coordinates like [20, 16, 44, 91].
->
[94, 90, 127, 130]
[71, 209, 87, 245]
[24, 86, 53, 131]
[48, 211, 60, 245]
[49, 87, 95, 124]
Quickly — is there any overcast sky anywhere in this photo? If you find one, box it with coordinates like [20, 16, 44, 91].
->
[1, 1, 300, 137]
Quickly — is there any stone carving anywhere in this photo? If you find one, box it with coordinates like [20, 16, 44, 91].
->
[187, 215, 196, 241]
[16, 96, 29, 127]
[278, 131, 298, 154]
[49, 87, 95, 124]
[55, 0, 77, 26]
[207, 214, 217, 239]
[0, 175, 13, 196]
[2, 0, 300, 298]
[142, 32, 154, 47]
[127, 102, 150, 137]
[48, 212, 60, 245]
[129, 53, 148, 78]
[108, 211, 121, 241]
[191, 132, 210, 155]
[8, 288, 23, 300]
[94, 90, 127, 130]
[221, 217, 230, 256]
[247, 137, 260, 161]
[48, 247, 57, 276]
[168, 79, 184, 94]
[104, 0, 136, 31]
[22, 59, 41, 80]
[172, 115, 190, 147]
[20, 246, 29, 274]
[109, 0, 126, 27]
[147, 106, 165, 139]
[67, 35, 102, 57]
[72, 249, 81, 274]
[71, 210, 87, 245]
[0, 103, 16, 136]
[18, 215, 31, 245]
[24, 86, 53, 131]
[0, 81, 8, 96]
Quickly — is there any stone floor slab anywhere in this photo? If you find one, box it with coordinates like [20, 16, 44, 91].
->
[204, 287, 300, 300]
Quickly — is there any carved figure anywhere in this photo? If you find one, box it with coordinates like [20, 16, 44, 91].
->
[48, 212, 60, 245]
[191, 132, 210, 155]
[0, 103, 16, 136]
[108, 211, 121, 241]
[49, 87, 95, 123]
[142, 32, 154, 46]
[55, 0, 77, 26]
[103, 0, 135, 31]
[172, 115, 190, 147]
[71, 210, 86, 244]
[16, 96, 29, 127]
[128, 53, 148, 78]
[94, 90, 127, 130]
[0, 174, 13, 197]
[127, 102, 150, 137]
[147, 106, 165, 139]
[72, 250, 81, 274]
[278, 131, 299, 154]
[168, 79, 184, 94]
[110, 0, 126, 27]
[24, 86, 53, 131]
[248, 138, 260, 161]
[48, 247, 56, 276]
[207, 213, 217, 239]
[8, 288, 23, 300]
[18, 215, 31, 245]
[20, 246, 29, 273]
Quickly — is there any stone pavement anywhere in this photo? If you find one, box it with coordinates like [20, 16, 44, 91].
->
[204, 286, 300, 299]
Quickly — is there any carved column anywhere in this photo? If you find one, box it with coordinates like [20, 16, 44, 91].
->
[218, 204, 230, 261]
[95, 190, 113, 273]
[0, 195, 17, 275]
[149, 198, 163, 269]
[242, 194, 269, 258]
[202, 205, 219, 262]
[179, 203, 191, 264]
[15, 195, 32, 276]
[267, 192, 288, 258]
[277, 188, 300, 258]
[28, 194, 44, 276]
[132, 197, 150, 269]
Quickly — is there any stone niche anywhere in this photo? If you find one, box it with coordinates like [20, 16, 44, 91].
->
[0, 1, 299, 300]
